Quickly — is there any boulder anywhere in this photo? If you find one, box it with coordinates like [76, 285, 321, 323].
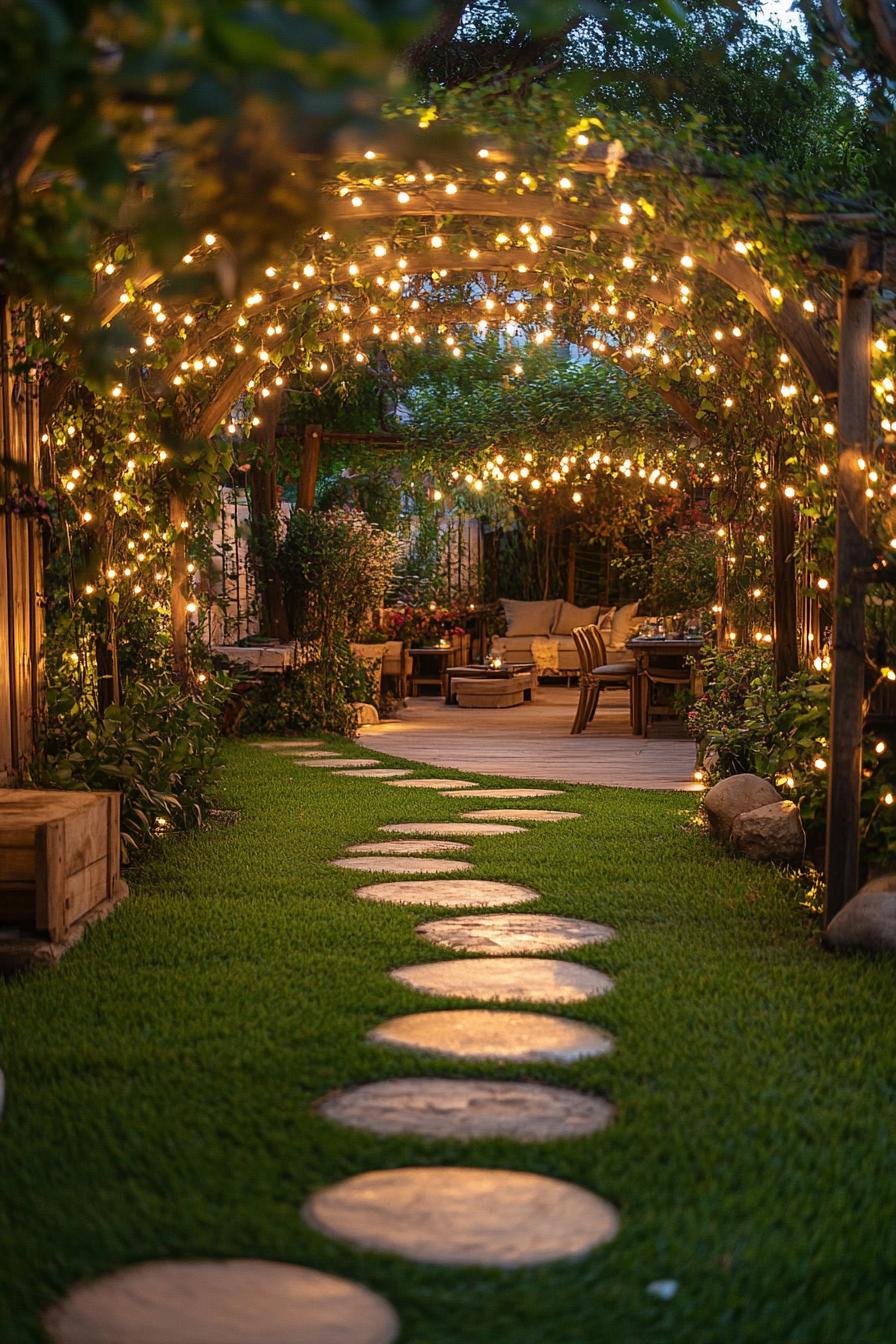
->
[729, 800, 805, 866]
[353, 702, 380, 727]
[823, 876, 896, 954]
[703, 773, 781, 842]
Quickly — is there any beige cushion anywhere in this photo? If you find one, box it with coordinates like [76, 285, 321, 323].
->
[609, 601, 640, 649]
[490, 635, 537, 653]
[500, 598, 562, 637]
[551, 601, 600, 636]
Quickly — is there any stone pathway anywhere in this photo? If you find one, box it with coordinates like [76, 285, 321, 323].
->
[276, 748, 344, 758]
[389, 956, 614, 1003]
[306, 756, 619, 1274]
[330, 857, 472, 875]
[301, 1168, 620, 1268]
[354, 879, 540, 908]
[380, 821, 525, 836]
[46, 744, 621, 1336]
[444, 787, 563, 799]
[337, 768, 413, 779]
[297, 758, 384, 769]
[255, 740, 322, 749]
[45, 1260, 399, 1344]
[460, 807, 582, 822]
[367, 1008, 615, 1062]
[416, 912, 616, 954]
[318, 1078, 615, 1142]
[348, 839, 471, 855]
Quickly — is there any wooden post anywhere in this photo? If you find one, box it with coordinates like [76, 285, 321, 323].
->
[825, 246, 872, 924]
[565, 534, 577, 603]
[715, 550, 729, 646]
[0, 297, 42, 784]
[169, 490, 191, 681]
[771, 470, 799, 685]
[249, 390, 289, 640]
[297, 424, 322, 510]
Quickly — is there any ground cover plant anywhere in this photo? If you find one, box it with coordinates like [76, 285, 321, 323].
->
[2, 744, 896, 1342]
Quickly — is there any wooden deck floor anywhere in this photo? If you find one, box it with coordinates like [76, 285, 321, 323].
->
[360, 685, 700, 791]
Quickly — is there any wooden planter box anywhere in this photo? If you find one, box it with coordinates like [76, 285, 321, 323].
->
[0, 790, 124, 942]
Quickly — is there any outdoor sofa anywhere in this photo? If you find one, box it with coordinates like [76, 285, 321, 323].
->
[489, 597, 642, 677]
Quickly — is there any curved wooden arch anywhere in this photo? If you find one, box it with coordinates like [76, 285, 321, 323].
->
[150, 189, 838, 396]
[327, 190, 838, 394]
[171, 240, 771, 419]
[193, 255, 722, 439]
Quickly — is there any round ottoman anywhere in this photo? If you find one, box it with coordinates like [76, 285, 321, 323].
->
[454, 678, 525, 709]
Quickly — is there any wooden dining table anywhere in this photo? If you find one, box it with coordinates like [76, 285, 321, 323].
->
[625, 637, 708, 736]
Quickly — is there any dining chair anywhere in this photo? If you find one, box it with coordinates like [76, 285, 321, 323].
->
[640, 664, 692, 736]
[570, 625, 638, 735]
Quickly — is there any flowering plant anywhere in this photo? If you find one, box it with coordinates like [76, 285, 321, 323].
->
[381, 602, 468, 645]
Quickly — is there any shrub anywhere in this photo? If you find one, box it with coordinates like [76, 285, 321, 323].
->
[648, 524, 718, 615]
[238, 644, 373, 738]
[690, 647, 896, 873]
[278, 508, 398, 648]
[32, 674, 231, 859]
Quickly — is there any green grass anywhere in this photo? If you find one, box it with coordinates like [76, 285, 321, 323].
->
[2, 740, 896, 1343]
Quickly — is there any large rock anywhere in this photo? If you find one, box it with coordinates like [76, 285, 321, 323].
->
[823, 876, 896, 954]
[703, 773, 781, 842]
[353, 702, 379, 727]
[729, 800, 805, 866]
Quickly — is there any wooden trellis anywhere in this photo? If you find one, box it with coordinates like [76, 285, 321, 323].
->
[3, 137, 895, 926]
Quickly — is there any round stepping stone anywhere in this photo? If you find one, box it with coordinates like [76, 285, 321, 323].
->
[417, 912, 616, 955]
[444, 788, 563, 799]
[387, 778, 478, 790]
[44, 1260, 399, 1344]
[300, 758, 382, 769]
[318, 1078, 615, 1141]
[368, 1009, 614, 1062]
[330, 857, 472, 875]
[355, 879, 540, 909]
[460, 808, 582, 822]
[390, 957, 614, 1004]
[302, 1167, 619, 1268]
[257, 740, 322, 749]
[338, 769, 413, 779]
[280, 750, 343, 759]
[380, 821, 524, 837]
[348, 840, 471, 855]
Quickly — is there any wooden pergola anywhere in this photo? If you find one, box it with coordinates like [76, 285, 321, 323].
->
[3, 133, 894, 924]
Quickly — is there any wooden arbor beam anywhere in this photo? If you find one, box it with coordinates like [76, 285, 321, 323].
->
[161, 191, 838, 399]
[825, 242, 874, 924]
[195, 282, 714, 443]
[327, 190, 839, 395]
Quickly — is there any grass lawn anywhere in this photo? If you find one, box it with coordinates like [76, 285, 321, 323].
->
[2, 740, 896, 1343]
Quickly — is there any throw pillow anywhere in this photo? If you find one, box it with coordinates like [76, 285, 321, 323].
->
[500, 597, 563, 637]
[551, 600, 600, 636]
[597, 606, 616, 634]
[608, 601, 640, 649]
